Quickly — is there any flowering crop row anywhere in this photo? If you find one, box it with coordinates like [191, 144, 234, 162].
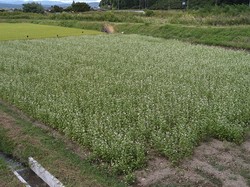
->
[0, 35, 249, 174]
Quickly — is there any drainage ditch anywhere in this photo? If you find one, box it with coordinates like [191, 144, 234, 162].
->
[0, 152, 50, 187]
[17, 168, 49, 187]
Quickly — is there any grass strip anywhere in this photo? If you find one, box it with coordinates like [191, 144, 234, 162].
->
[1, 18, 249, 50]
[0, 157, 22, 187]
[116, 23, 250, 50]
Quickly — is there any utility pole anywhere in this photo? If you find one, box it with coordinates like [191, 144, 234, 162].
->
[182, 0, 187, 10]
[108, 0, 111, 9]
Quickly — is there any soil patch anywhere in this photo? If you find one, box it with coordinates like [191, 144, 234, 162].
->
[135, 137, 250, 187]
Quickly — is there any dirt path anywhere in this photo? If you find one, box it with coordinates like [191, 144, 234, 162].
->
[135, 136, 250, 187]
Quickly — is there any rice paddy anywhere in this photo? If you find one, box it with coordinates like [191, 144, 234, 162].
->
[0, 23, 102, 41]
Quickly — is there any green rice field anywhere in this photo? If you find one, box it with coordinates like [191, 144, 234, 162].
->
[0, 23, 102, 41]
[0, 34, 249, 174]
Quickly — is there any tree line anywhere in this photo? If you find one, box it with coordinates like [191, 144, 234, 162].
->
[21, 0, 250, 13]
[99, 0, 250, 9]
[22, 1, 91, 13]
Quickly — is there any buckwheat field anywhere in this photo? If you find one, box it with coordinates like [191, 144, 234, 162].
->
[0, 34, 249, 174]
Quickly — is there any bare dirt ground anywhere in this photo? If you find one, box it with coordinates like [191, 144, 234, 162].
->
[135, 135, 250, 187]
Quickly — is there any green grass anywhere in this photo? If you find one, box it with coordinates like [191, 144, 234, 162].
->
[1, 8, 250, 50]
[116, 23, 250, 50]
[0, 127, 15, 156]
[0, 23, 102, 41]
[2, 19, 249, 50]
[1, 7, 250, 25]
[0, 34, 249, 175]
[0, 158, 21, 186]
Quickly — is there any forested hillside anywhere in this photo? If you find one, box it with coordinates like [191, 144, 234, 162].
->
[99, 0, 249, 9]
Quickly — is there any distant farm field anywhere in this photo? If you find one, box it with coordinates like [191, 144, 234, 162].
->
[0, 23, 102, 41]
[0, 35, 249, 175]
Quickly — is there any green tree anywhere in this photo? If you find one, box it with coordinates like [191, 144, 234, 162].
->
[22, 2, 44, 13]
[218, 0, 249, 5]
[72, 2, 91, 12]
[51, 5, 64, 13]
[64, 6, 73, 12]
[99, 0, 250, 9]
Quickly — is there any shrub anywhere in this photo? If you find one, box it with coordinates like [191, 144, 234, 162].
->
[145, 10, 155, 17]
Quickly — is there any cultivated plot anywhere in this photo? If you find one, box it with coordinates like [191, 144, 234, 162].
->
[0, 34, 249, 176]
[0, 23, 102, 41]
